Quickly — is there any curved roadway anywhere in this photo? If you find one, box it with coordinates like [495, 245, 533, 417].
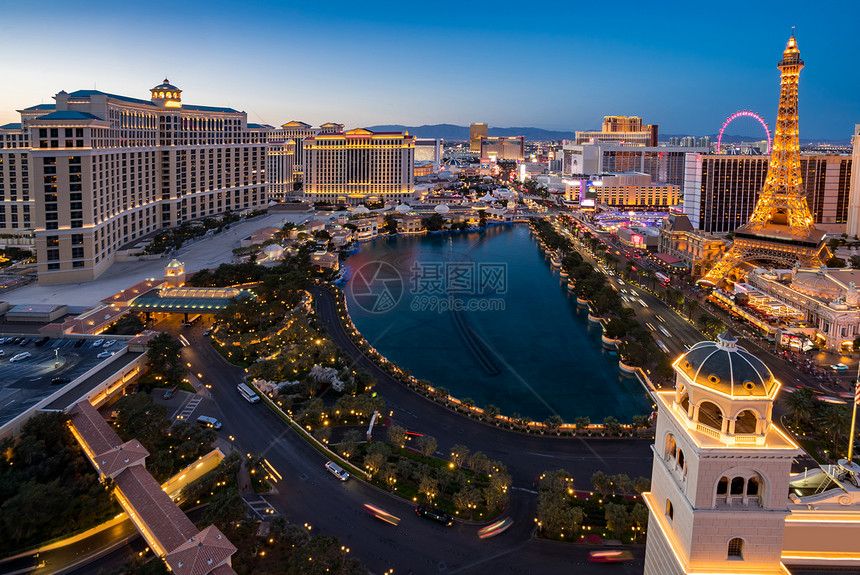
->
[169, 291, 652, 574]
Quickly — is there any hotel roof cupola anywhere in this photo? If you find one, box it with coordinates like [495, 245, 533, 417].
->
[150, 78, 182, 108]
[672, 331, 780, 445]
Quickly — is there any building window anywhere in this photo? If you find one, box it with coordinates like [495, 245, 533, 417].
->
[727, 537, 744, 559]
[665, 499, 673, 520]
[72, 247, 84, 259]
[46, 249, 59, 261]
[72, 261, 85, 268]
[47, 263, 59, 270]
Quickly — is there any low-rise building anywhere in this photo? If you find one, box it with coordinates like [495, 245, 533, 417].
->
[658, 211, 728, 276]
[747, 266, 860, 352]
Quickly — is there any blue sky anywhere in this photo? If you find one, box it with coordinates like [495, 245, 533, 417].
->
[0, 0, 856, 138]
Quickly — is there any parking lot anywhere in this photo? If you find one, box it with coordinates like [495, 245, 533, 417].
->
[0, 335, 129, 428]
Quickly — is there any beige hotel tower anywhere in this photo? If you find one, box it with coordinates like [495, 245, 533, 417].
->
[0, 80, 268, 284]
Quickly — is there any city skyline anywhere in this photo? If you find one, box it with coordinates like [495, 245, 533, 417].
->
[0, 1, 857, 139]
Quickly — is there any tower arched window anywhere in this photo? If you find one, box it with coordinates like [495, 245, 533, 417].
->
[665, 499, 673, 520]
[746, 477, 760, 496]
[697, 401, 724, 432]
[735, 410, 758, 434]
[728, 537, 744, 559]
[730, 477, 745, 495]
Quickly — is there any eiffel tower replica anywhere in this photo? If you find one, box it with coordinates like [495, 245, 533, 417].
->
[701, 33, 829, 286]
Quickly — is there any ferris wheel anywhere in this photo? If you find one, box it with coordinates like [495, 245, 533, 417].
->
[717, 110, 772, 154]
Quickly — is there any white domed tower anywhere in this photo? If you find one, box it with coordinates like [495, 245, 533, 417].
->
[643, 332, 800, 575]
[164, 259, 185, 287]
[150, 78, 182, 108]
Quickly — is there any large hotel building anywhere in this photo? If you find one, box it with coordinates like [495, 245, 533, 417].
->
[683, 154, 852, 234]
[303, 128, 415, 205]
[0, 80, 268, 284]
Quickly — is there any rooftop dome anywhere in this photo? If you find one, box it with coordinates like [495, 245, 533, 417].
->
[165, 259, 184, 269]
[676, 332, 776, 397]
[152, 78, 180, 91]
[434, 204, 449, 214]
[353, 205, 370, 214]
[395, 204, 411, 214]
[791, 268, 842, 299]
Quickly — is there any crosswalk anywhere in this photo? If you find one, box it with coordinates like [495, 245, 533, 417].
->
[245, 497, 278, 519]
[175, 396, 202, 421]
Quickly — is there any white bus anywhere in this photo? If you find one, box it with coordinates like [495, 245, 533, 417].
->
[237, 382, 261, 403]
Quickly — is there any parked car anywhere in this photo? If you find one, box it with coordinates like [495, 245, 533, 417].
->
[74, 339, 86, 347]
[34, 337, 50, 347]
[10, 352, 31, 362]
[97, 350, 115, 359]
[103, 340, 115, 348]
[92, 339, 104, 347]
[19, 338, 32, 346]
[163, 388, 176, 399]
[51, 376, 72, 385]
[415, 505, 453, 526]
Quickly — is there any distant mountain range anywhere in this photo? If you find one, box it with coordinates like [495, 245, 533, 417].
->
[366, 124, 849, 145]
[367, 124, 575, 141]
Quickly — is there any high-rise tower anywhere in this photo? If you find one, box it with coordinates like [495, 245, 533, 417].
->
[701, 35, 829, 285]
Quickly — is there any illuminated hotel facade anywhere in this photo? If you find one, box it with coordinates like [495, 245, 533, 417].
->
[265, 121, 344, 198]
[479, 136, 524, 161]
[575, 115, 658, 147]
[303, 128, 415, 205]
[0, 80, 268, 285]
[682, 154, 852, 234]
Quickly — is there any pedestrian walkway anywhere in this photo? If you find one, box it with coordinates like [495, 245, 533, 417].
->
[244, 497, 279, 519]
[175, 396, 202, 421]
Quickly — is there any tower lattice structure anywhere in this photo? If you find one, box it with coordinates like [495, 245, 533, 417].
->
[702, 34, 828, 285]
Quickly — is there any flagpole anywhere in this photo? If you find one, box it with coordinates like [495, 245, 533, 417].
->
[848, 362, 860, 463]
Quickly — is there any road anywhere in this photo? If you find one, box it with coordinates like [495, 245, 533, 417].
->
[95, 304, 651, 574]
[558, 216, 826, 405]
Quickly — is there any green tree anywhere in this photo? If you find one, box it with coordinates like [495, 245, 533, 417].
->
[782, 386, 816, 429]
[386, 425, 408, 449]
[630, 502, 649, 530]
[544, 414, 564, 433]
[418, 475, 439, 503]
[826, 256, 846, 268]
[591, 470, 612, 498]
[416, 435, 437, 458]
[453, 486, 482, 520]
[202, 487, 247, 527]
[421, 213, 445, 231]
[145, 333, 185, 384]
[605, 502, 630, 535]
[450, 444, 470, 467]
[383, 213, 398, 234]
[483, 404, 500, 420]
[633, 476, 652, 494]
[684, 298, 699, 320]
[467, 451, 492, 474]
[363, 452, 386, 477]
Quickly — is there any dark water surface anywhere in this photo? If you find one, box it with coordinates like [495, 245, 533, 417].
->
[343, 224, 650, 422]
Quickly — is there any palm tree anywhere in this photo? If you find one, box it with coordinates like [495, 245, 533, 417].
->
[684, 298, 699, 320]
[782, 387, 816, 430]
[642, 270, 656, 291]
[821, 405, 851, 458]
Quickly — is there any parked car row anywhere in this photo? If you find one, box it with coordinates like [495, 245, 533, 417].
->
[0, 336, 50, 347]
